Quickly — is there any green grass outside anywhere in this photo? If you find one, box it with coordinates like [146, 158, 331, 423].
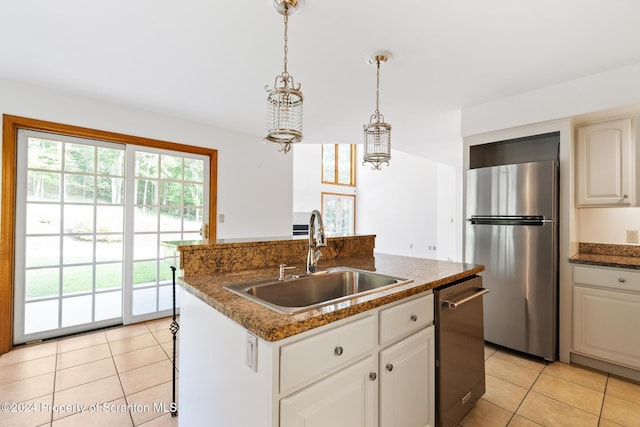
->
[25, 261, 174, 299]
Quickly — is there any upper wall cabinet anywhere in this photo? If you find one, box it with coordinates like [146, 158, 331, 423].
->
[576, 118, 635, 206]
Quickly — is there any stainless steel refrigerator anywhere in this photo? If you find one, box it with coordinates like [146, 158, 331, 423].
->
[465, 160, 558, 360]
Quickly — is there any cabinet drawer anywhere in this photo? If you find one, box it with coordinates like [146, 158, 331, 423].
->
[574, 265, 640, 291]
[280, 314, 376, 395]
[379, 293, 434, 346]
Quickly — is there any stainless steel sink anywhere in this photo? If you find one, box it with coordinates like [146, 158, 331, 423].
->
[224, 267, 413, 314]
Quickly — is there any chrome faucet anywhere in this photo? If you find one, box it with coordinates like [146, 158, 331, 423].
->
[306, 210, 326, 274]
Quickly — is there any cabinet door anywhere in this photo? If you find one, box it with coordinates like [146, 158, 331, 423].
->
[573, 286, 640, 369]
[577, 118, 634, 206]
[280, 355, 377, 427]
[379, 327, 435, 427]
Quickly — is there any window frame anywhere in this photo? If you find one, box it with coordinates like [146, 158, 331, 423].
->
[1, 114, 218, 353]
[321, 144, 356, 186]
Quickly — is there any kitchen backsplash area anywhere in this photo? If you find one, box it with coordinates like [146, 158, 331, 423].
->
[578, 207, 640, 245]
[178, 235, 376, 276]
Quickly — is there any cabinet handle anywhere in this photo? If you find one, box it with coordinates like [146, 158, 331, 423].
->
[334, 346, 344, 356]
[369, 372, 377, 381]
[619, 277, 626, 283]
[623, 194, 629, 199]
[386, 363, 394, 372]
[410, 314, 418, 322]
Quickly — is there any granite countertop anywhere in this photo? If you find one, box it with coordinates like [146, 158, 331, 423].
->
[569, 253, 640, 270]
[569, 243, 640, 270]
[179, 253, 484, 342]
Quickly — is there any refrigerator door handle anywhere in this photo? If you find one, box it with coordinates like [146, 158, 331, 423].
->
[468, 215, 548, 226]
[443, 288, 490, 310]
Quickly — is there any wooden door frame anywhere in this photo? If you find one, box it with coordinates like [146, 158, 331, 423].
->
[1, 115, 218, 354]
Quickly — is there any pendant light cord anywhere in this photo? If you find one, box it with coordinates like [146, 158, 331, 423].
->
[375, 59, 381, 119]
[283, 9, 289, 76]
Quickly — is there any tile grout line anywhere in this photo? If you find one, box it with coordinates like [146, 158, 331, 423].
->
[105, 329, 136, 427]
[129, 324, 173, 425]
[122, 322, 179, 426]
[488, 347, 616, 425]
[532, 367, 609, 420]
[599, 374, 610, 425]
[501, 350, 544, 426]
[50, 340, 59, 426]
[1, 320, 178, 427]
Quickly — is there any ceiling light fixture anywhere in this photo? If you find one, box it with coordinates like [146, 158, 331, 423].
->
[264, 0, 303, 153]
[363, 51, 392, 170]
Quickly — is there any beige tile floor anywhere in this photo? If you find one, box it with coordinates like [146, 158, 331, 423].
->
[459, 344, 640, 426]
[0, 317, 179, 427]
[2, 319, 640, 427]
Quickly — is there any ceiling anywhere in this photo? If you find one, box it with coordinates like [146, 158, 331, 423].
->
[2, 1, 640, 167]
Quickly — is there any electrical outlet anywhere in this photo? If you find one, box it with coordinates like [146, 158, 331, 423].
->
[246, 333, 258, 372]
[627, 230, 639, 244]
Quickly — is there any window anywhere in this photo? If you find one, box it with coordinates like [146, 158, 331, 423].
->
[322, 144, 356, 186]
[1, 115, 217, 349]
[322, 193, 355, 236]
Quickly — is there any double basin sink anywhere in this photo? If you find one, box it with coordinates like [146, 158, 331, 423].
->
[224, 267, 413, 315]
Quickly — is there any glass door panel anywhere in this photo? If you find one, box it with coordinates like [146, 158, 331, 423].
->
[14, 130, 209, 343]
[15, 130, 126, 343]
[321, 193, 356, 236]
[125, 147, 207, 323]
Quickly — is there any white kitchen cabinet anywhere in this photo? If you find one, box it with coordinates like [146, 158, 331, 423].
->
[179, 289, 435, 427]
[380, 327, 435, 427]
[280, 356, 377, 427]
[576, 118, 635, 206]
[573, 265, 640, 370]
[282, 293, 435, 427]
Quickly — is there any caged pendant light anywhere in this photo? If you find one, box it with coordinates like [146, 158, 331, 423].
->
[264, 0, 303, 153]
[363, 51, 392, 170]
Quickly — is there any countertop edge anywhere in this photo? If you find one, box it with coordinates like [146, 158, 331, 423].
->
[569, 254, 640, 270]
[179, 255, 484, 342]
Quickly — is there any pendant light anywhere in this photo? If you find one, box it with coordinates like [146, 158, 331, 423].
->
[264, 0, 303, 153]
[363, 51, 392, 169]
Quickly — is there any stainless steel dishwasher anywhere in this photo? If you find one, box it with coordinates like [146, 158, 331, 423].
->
[435, 275, 489, 427]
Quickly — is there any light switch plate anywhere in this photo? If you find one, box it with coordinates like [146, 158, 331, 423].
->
[627, 230, 639, 244]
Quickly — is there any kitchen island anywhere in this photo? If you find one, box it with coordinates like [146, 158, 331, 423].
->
[177, 237, 483, 427]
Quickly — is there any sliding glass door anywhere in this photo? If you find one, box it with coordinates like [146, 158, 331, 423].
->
[14, 130, 208, 343]
[125, 146, 207, 323]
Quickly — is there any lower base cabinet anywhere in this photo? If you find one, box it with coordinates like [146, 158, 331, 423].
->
[573, 265, 640, 371]
[180, 289, 435, 427]
[380, 327, 435, 427]
[280, 356, 377, 427]
[573, 286, 640, 369]
[281, 327, 435, 427]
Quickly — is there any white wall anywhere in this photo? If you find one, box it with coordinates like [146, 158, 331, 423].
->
[356, 147, 438, 258]
[436, 163, 462, 261]
[292, 144, 356, 214]
[0, 78, 293, 240]
[578, 208, 640, 245]
[293, 144, 461, 261]
[462, 62, 640, 138]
